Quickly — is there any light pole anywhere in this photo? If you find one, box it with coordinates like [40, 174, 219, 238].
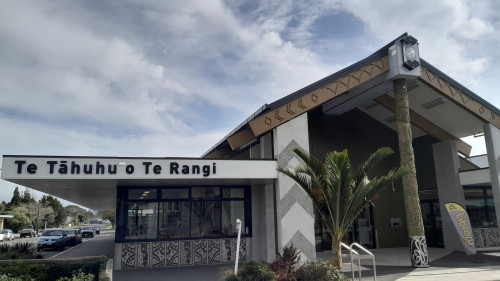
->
[234, 219, 242, 274]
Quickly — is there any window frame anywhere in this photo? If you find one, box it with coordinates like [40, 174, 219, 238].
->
[116, 185, 252, 243]
[464, 186, 497, 228]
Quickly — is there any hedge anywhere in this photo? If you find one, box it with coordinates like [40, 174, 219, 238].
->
[0, 256, 108, 281]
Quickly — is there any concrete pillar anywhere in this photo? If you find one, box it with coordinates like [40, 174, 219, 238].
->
[250, 132, 277, 262]
[432, 140, 466, 251]
[273, 114, 315, 260]
[483, 123, 500, 237]
[250, 183, 277, 262]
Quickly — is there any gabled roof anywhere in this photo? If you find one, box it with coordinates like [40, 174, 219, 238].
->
[203, 33, 500, 158]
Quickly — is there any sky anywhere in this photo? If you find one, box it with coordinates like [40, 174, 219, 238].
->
[1, 0, 499, 207]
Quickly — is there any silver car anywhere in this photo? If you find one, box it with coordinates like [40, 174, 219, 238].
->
[37, 229, 67, 251]
[1, 229, 14, 241]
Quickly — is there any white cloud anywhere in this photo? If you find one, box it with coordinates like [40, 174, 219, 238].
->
[0, 1, 190, 137]
[340, 0, 496, 91]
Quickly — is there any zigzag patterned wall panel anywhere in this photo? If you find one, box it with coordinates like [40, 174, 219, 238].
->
[275, 114, 316, 260]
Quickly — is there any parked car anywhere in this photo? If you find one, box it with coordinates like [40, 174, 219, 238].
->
[37, 229, 67, 251]
[93, 226, 100, 234]
[75, 228, 82, 240]
[81, 226, 95, 238]
[1, 229, 15, 241]
[63, 229, 82, 246]
[0, 233, 4, 242]
[19, 226, 36, 238]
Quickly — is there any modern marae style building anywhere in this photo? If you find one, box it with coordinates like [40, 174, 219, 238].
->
[2, 33, 499, 269]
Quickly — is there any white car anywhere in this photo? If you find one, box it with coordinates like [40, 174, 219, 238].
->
[1, 229, 15, 241]
[0, 233, 4, 242]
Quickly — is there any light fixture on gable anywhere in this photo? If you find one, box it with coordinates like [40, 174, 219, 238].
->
[388, 33, 422, 79]
[401, 35, 420, 70]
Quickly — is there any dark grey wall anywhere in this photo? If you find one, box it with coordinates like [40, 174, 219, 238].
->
[307, 108, 409, 248]
[413, 135, 439, 191]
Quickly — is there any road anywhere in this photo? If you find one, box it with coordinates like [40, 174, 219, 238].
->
[1, 228, 115, 259]
[50, 231, 114, 259]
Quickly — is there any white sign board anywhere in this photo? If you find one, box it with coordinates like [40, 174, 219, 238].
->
[2, 156, 278, 180]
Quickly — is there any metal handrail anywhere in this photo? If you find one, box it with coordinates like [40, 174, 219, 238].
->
[349, 242, 376, 281]
[341, 242, 359, 256]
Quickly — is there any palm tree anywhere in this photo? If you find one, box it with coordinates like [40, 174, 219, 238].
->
[278, 147, 411, 268]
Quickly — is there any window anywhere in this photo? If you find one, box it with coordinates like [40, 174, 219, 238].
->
[191, 200, 221, 237]
[126, 202, 158, 239]
[464, 186, 497, 228]
[118, 186, 251, 242]
[161, 189, 188, 199]
[159, 202, 190, 239]
[222, 201, 246, 235]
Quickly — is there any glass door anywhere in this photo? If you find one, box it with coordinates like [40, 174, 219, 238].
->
[420, 200, 443, 247]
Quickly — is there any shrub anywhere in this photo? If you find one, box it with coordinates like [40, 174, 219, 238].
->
[237, 260, 275, 281]
[0, 256, 108, 281]
[269, 244, 301, 281]
[57, 270, 95, 281]
[220, 267, 240, 281]
[0, 263, 50, 281]
[10, 243, 37, 255]
[294, 260, 348, 281]
[223, 273, 240, 281]
[0, 243, 41, 260]
[0, 274, 22, 281]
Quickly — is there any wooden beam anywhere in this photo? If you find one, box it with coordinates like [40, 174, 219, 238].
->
[375, 94, 472, 156]
[249, 56, 390, 137]
[420, 67, 500, 130]
[227, 127, 256, 151]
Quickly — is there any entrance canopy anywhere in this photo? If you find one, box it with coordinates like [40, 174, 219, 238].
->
[1, 156, 277, 210]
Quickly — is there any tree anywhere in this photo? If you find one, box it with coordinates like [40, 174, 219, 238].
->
[0, 201, 7, 213]
[99, 210, 116, 227]
[278, 147, 411, 269]
[65, 205, 88, 218]
[5, 206, 30, 232]
[28, 202, 54, 232]
[9, 187, 22, 208]
[21, 188, 36, 204]
[394, 78, 428, 267]
[41, 195, 67, 227]
[65, 205, 90, 225]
